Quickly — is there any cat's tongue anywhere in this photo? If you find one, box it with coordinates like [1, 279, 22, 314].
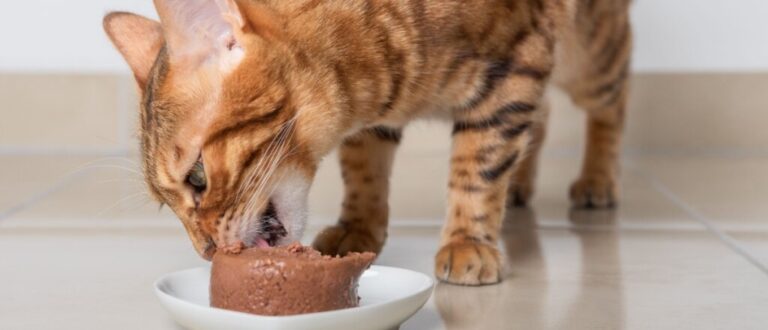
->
[220, 239, 270, 255]
[255, 238, 271, 249]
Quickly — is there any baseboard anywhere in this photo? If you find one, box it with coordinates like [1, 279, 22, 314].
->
[2, 72, 766, 155]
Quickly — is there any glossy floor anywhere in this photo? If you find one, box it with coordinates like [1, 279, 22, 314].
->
[1, 154, 767, 330]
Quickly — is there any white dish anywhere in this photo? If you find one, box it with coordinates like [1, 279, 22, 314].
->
[155, 265, 434, 330]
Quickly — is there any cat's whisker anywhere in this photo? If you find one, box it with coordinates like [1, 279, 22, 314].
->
[81, 164, 142, 175]
[243, 128, 293, 219]
[255, 125, 293, 193]
[238, 118, 305, 240]
[234, 117, 296, 205]
[73, 157, 140, 172]
[95, 178, 145, 185]
[242, 169, 288, 232]
[236, 153, 282, 226]
[243, 120, 294, 200]
[75, 157, 139, 169]
[197, 97, 302, 243]
[244, 149, 283, 216]
[239, 159, 288, 245]
[235, 133, 280, 206]
[99, 156, 139, 166]
[94, 192, 150, 217]
[255, 136, 295, 206]
[48, 159, 141, 187]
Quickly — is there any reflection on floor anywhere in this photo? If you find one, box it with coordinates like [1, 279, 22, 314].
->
[1, 155, 767, 329]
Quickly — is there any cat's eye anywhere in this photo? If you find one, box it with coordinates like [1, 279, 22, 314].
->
[186, 161, 207, 192]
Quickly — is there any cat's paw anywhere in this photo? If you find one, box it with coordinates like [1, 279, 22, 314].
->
[434, 240, 501, 286]
[312, 225, 384, 256]
[570, 175, 618, 208]
[507, 181, 534, 208]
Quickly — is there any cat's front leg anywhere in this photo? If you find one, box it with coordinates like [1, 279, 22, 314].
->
[312, 127, 401, 256]
[436, 55, 552, 285]
[436, 112, 535, 285]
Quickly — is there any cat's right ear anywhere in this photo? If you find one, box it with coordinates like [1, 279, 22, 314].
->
[103, 12, 164, 90]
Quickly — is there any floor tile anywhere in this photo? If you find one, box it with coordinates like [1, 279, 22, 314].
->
[313, 154, 703, 231]
[379, 213, 768, 330]
[3, 209, 765, 329]
[531, 158, 700, 230]
[635, 155, 768, 273]
[4, 155, 766, 329]
[0, 227, 203, 330]
[729, 232, 768, 271]
[1, 160, 178, 227]
[2, 154, 704, 236]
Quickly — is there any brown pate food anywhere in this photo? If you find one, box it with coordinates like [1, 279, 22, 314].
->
[210, 243, 376, 316]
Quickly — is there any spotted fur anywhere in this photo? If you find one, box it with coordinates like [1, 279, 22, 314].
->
[104, 0, 632, 285]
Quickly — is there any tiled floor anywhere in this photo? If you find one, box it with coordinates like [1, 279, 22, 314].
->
[1, 154, 767, 330]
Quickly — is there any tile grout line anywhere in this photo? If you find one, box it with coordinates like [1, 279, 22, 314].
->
[644, 174, 768, 276]
[0, 169, 93, 223]
[3, 148, 768, 159]
[0, 218, 719, 233]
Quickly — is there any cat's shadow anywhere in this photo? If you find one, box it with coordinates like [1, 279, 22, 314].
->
[433, 207, 625, 330]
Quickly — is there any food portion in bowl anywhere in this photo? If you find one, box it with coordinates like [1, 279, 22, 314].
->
[210, 243, 376, 316]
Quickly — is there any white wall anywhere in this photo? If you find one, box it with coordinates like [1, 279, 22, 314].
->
[0, 0, 157, 73]
[1, 0, 768, 73]
[632, 0, 768, 72]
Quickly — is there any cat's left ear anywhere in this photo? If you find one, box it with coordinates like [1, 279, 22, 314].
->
[103, 12, 164, 89]
[153, 0, 249, 68]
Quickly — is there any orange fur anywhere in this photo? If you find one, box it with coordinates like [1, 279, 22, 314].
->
[104, 0, 632, 285]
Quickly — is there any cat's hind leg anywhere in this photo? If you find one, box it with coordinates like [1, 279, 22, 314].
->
[560, 5, 632, 208]
[312, 127, 401, 256]
[506, 100, 549, 208]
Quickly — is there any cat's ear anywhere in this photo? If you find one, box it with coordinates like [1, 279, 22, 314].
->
[153, 0, 250, 68]
[103, 12, 164, 89]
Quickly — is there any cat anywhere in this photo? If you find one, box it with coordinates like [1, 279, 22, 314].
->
[104, 0, 631, 285]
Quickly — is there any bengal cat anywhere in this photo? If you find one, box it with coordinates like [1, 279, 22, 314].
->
[104, 0, 631, 285]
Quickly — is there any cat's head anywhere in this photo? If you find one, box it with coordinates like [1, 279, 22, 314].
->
[104, 0, 345, 259]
